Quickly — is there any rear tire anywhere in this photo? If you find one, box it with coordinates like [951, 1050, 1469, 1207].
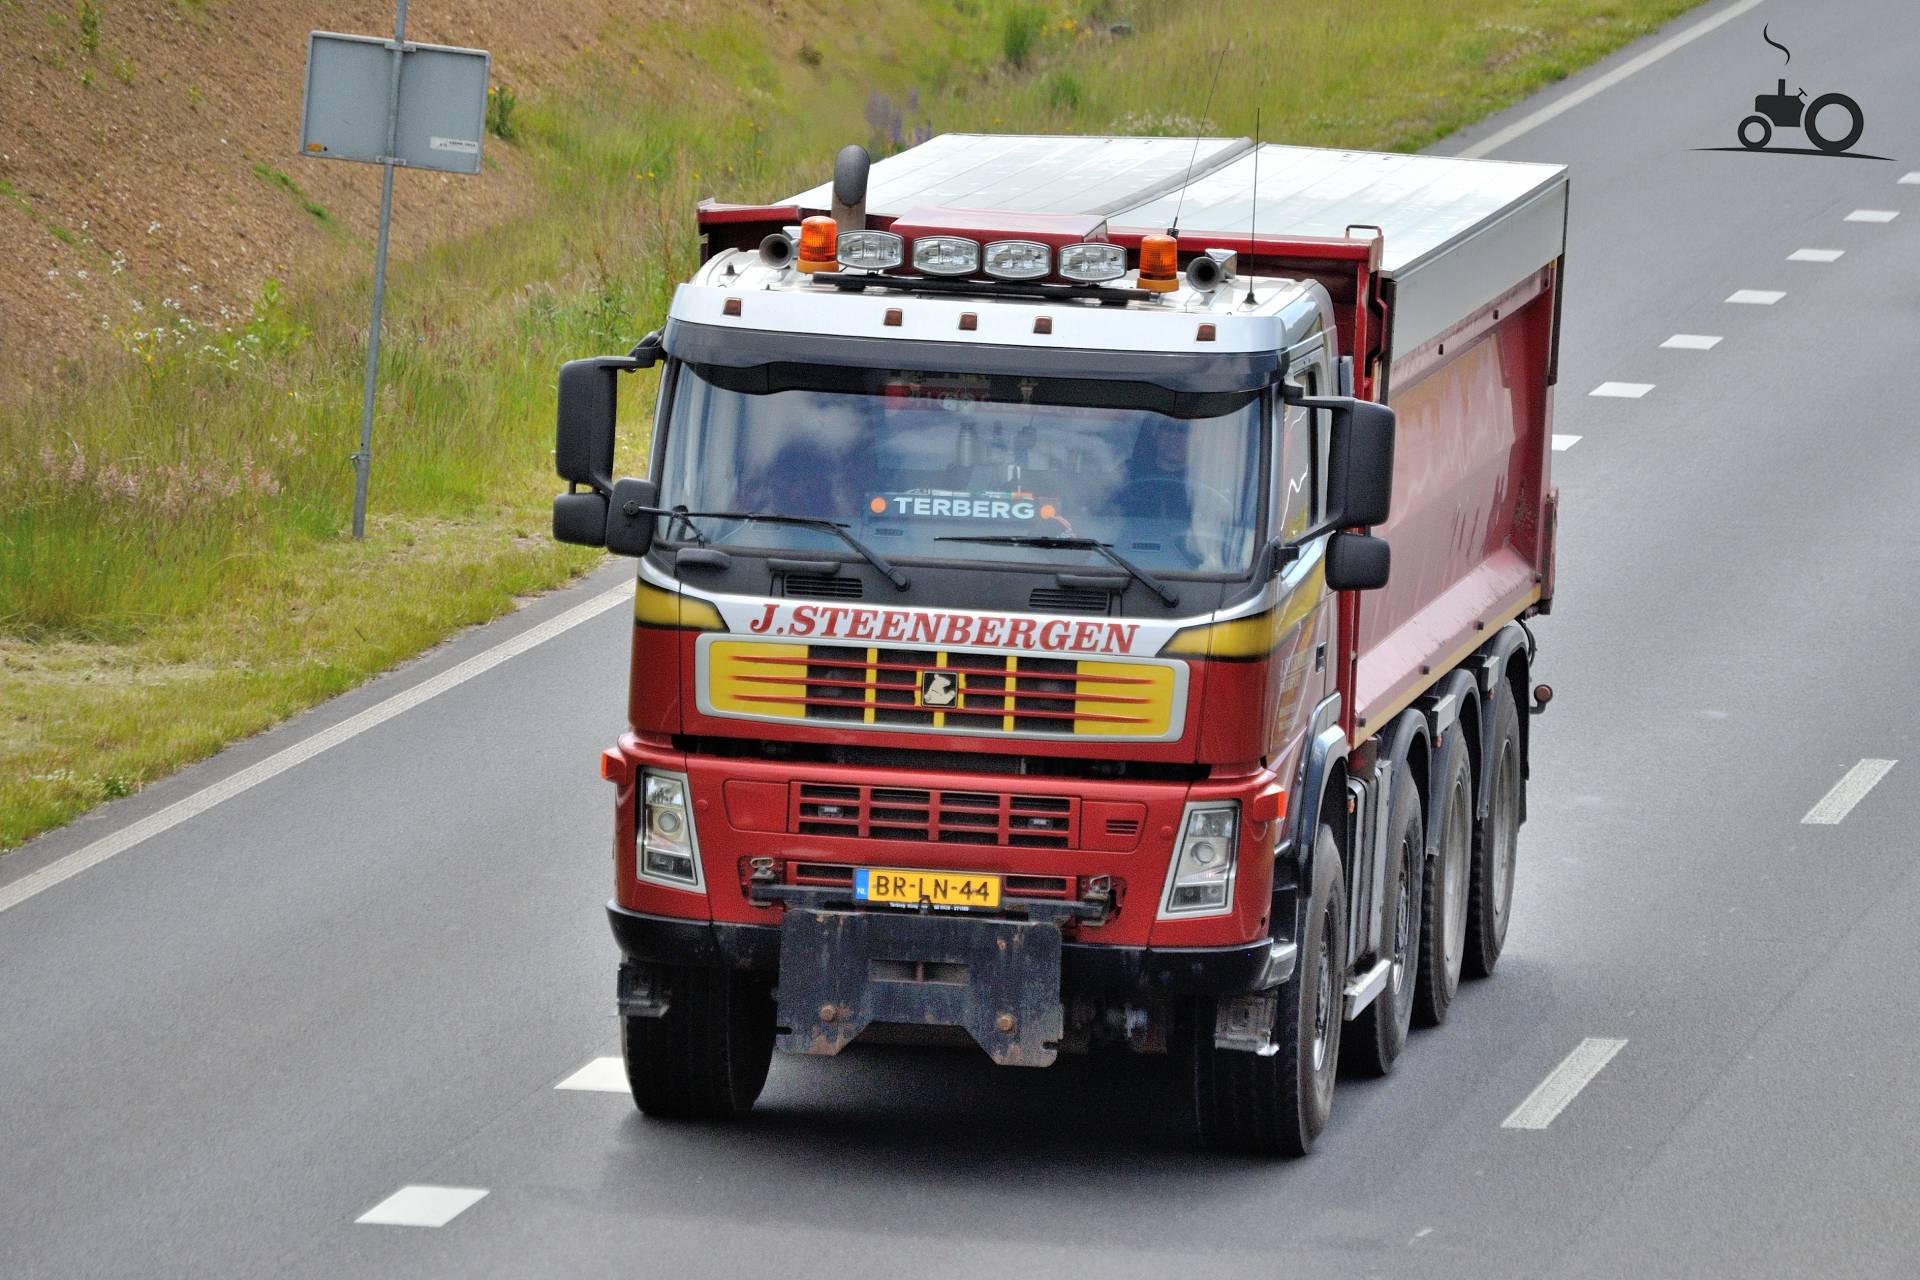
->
[1804, 93, 1863, 153]
[1466, 683, 1522, 978]
[1343, 767, 1423, 1076]
[623, 965, 775, 1120]
[1193, 825, 1346, 1157]
[1414, 734, 1471, 1027]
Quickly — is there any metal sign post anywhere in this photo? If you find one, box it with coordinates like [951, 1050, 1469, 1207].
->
[298, 9, 490, 539]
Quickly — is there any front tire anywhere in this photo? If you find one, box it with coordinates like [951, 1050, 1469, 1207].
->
[1193, 825, 1347, 1156]
[1414, 734, 1472, 1026]
[1466, 683, 1523, 978]
[1343, 766, 1422, 1076]
[1737, 114, 1772, 150]
[622, 965, 775, 1120]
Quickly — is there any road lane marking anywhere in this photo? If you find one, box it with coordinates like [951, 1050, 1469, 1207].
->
[1661, 333, 1722, 350]
[0, 582, 634, 916]
[1456, 0, 1765, 158]
[1787, 248, 1843, 262]
[1590, 382, 1652, 398]
[1552, 434, 1581, 451]
[1845, 209, 1899, 222]
[1802, 759, 1896, 825]
[1900, 173, 1920, 185]
[1502, 1037, 1627, 1130]
[1727, 290, 1784, 305]
[357, 1185, 488, 1227]
[556, 1057, 628, 1092]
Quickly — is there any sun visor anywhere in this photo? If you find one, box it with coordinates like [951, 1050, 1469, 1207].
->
[663, 319, 1281, 395]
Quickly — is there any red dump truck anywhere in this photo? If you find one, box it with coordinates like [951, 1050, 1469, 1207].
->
[552, 134, 1563, 1155]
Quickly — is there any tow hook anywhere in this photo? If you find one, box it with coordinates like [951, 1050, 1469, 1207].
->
[1084, 874, 1113, 907]
[1531, 683, 1554, 716]
[748, 856, 780, 883]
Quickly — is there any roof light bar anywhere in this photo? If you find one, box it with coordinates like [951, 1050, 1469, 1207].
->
[837, 230, 904, 271]
[912, 235, 980, 277]
[1056, 242, 1127, 284]
[982, 240, 1050, 281]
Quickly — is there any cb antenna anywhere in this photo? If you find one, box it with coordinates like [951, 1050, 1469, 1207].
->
[1168, 46, 1229, 237]
[1243, 107, 1261, 307]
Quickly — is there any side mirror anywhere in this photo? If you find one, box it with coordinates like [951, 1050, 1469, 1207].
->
[604, 477, 660, 558]
[552, 334, 663, 550]
[1325, 530, 1390, 591]
[553, 491, 610, 547]
[1324, 398, 1395, 529]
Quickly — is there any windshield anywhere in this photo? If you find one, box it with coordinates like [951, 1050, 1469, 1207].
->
[653, 362, 1267, 576]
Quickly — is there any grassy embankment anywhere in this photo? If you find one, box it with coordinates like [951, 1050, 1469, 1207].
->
[0, 0, 1697, 851]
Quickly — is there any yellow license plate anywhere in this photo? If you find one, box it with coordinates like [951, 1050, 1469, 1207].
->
[855, 867, 1002, 909]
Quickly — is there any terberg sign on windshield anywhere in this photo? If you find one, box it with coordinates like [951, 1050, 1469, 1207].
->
[549, 133, 1564, 1157]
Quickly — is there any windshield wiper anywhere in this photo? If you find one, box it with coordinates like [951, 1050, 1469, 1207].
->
[646, 507, 908, 589]
[934, 534, 1179, 607]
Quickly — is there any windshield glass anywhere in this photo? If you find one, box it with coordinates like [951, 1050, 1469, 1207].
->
[654, 362, 1266, 576]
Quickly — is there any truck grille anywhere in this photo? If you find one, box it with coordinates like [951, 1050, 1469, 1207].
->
[794, 782, 1077, 848]
[702, 639, 1181, 740]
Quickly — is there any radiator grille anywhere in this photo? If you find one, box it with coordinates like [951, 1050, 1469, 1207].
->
[783, 574, 864, 600]
[794, 782, 1078, 848]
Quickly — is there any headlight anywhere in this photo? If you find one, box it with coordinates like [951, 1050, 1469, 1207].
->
[1057, 241, 1127, 284]
[640, 770, 704, 890]
[1158, 801, 1239, 917]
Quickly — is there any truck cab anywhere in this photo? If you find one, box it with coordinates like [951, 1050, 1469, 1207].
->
[554, 135, 1561, 1155]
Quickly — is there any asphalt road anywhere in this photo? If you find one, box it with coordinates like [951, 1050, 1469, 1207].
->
[4, 1, 1917, 1275]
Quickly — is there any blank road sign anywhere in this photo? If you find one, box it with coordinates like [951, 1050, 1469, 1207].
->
[300, 32, 490, 175]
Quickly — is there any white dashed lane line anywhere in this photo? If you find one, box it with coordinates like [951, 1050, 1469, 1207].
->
[1844, 209, 1899, 223]
[555, 1057, 628, 1092]
[1802, 759, 1897, 825]
[1661, 334, 1721, 350]
[1589, 382, 1653, 398]
[1726, 290, 1784, 305]
[1503, 1037, 1628, 1130]
[1787, 248, 1844, 262]
[1901, 172, 1920, 185]
[356, 1186, 489, 1228]
[1552, 435, 1581, 452]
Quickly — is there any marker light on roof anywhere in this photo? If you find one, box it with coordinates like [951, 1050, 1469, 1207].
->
[838, 231, 904, 271]
[983, 240, 1050, 281]
[796, 216, 838, 274]
[1137, 233, 1180, 293]
[1057, 242, 1127, 284]
[912, 236, 981, 277]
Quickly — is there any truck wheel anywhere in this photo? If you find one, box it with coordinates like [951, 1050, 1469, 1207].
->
[1466, 684, 1523, 978]
[622, 965, 775, 1120]
[1193, 825, 1346, 1156]
[1414, 734, 1471, 1026]
[1343, 768, 1423, 1076]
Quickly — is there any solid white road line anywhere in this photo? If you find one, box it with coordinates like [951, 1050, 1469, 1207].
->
[1845, 209, 1899, 223]
[1801, 759, 1897, 825]
[1590, 382, 1653, 398]
[357, 1185, 489, 1228]
[1788, 248, 1844, 262]
[555, 1057, 629, 1092]
[1661, 333, 1722, 350]
[1727, 290, 1785, 305]
[0, 583, 634, 916]
[1455, 0, 1766, 159]
[1552, 435, 1581, 451]
[1502, 1037, 1628, 1130]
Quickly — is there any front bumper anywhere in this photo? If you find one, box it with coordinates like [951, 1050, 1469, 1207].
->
[608, 902, 1295, 996]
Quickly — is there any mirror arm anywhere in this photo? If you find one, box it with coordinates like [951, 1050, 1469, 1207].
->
[627, 331, 665, 366]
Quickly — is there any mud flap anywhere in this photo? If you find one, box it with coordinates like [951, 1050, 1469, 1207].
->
[775, 908, 1064, 1067]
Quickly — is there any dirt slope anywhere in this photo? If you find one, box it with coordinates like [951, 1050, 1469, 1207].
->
[0, 0, 663, 396]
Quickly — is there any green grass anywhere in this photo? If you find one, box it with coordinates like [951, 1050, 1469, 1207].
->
[250, 162, 333, 224]
[0, 0, 1698, 852]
